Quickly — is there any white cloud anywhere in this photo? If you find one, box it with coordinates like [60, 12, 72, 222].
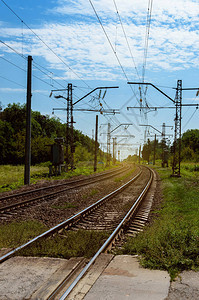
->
[0, 87, 25, 92]
[0, 0, 198, 81]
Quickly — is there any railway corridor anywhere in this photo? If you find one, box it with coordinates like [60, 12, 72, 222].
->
[0, 165, 172, 300]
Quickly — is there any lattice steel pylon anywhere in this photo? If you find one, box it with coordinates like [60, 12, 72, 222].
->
[172, 80, 182, 177]
[66, 83, 74, 170]
[107, 123, 111, 166]
[161, 123, 166, 167]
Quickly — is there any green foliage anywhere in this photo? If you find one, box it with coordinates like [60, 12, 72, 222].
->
[0, 164, 49, 192]
[120, 167, 199, 280]
[0, 220, 47, 248]
[18, 230, 110, 259]
[114, 168, 136, 182]
[82, 189, 99, 199]
[181, 129, 199, 162]
[0, 103, 97, 165]
[51, 202, 77, 209]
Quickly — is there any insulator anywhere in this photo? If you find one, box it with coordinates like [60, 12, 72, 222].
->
[99, 90, 101, 99]
[102, 90, 107, 99]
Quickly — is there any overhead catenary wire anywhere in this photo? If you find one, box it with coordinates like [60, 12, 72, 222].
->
[88, 0, 140, 105]
[112, 0, 141, 81]
[142, 0, 153, 82]
[0, 56, 26, 73]
[182, 108, 198, 130]
[0, 0, 92, 89]
[0, 41, 66, 89]
[0, 74, 26, 88]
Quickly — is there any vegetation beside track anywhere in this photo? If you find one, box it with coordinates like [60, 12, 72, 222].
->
[0, 163, 118, 193]
[17, 229, 110, 259]
[120, 163, 199, 280]
[0, 221, 109, 259]
[0, 220, 48, 248]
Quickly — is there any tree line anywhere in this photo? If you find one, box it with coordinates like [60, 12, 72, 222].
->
[0, 103, 100, 165]
[141, 129, 199, 163]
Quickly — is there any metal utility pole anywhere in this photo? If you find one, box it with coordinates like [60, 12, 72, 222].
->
[139, 145, 141, 164]
[161, 123, 166, 167]
[128, 81, 178, 175]
[51, 85, 119, 171]
[118, 150, 120, 162]
[24, 55, 32, 185]
[153, 134, 156, 165]
[172, 80, 182, 177]
[112, 137, 117, 165]
[94, 115, 98, 172]
[128, 81, 199, 176]
[107, 123, 111, 166]
[67, 83, 74, 170]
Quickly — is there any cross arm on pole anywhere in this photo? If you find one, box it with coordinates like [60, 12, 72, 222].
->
[110, 123, 133, 134]
[139, 124, 162, 135]
[127, 82, 175, 103]
[73, 86, 119, 106]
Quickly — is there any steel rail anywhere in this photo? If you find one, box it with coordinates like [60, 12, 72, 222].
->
[0, 168, 142, 264]
[0, 165, 127, 202]
[0, 166, 131, 213]
[59, 167, 153, 299]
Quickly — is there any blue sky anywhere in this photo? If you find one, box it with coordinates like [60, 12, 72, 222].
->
[0, 0, 199, 159]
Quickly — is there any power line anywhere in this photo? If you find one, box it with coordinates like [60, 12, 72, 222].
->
[88, 0, 140, 104]
[112, 0, 141, 81]
[142, 0, 153, 82]
[182, 108, 198, 130]
[88, 0, 128, 82]
[0, 42, 69, 89]
[0, 56, 26, 72]
[0, 74, 26, 88]
[0, 41, 68, 89]
[0, 0, 91, 88]
[0, 39, 26, 59]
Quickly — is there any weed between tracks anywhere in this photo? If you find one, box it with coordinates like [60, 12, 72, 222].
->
[51, 202, 77, 209]
[0, 163, 119, 193]
[0, 220, 110, 259]
[119, 166, 199, 280]
[17, 230, 110, 259]
[0, 221, 48, 248]
[114, 168, 136, 183]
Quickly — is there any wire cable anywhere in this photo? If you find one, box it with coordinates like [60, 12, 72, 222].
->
[0, 74, 26, 88]
[88, 0, 140, 104]
[142, 0, 153, 82]
[112, 0, 141, 81]
[182, 108, 198, 130]
[0, 0, 91, 88]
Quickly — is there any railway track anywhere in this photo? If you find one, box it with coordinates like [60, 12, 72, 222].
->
[0, 166, 156, 300]
[0, 164, 132, 217]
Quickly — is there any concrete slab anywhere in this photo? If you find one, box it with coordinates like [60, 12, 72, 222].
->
[84, 255, 170, 300]
[166, 270, 199, 299]
[0, 256, 68, 300]
[66, 253, 114, 300]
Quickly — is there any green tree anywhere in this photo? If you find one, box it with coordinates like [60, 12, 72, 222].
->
[142, 139, 152, 163]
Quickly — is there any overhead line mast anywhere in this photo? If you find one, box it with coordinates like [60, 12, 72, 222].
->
[128, 81, 199, 177]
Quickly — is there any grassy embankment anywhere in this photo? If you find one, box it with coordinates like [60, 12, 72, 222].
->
[0, 162, 118, 258]
[0, 162, 119, 193]
[120, 162, 199, 280]
[0, 220, 110, 259]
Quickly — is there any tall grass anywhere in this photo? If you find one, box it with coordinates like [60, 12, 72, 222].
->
[0, 162, 120, 193]
[0, 165, 49, 192]
[18, 229, 110, 259]
[120, 166, 199, 280]
[0, 220, 48, 248]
